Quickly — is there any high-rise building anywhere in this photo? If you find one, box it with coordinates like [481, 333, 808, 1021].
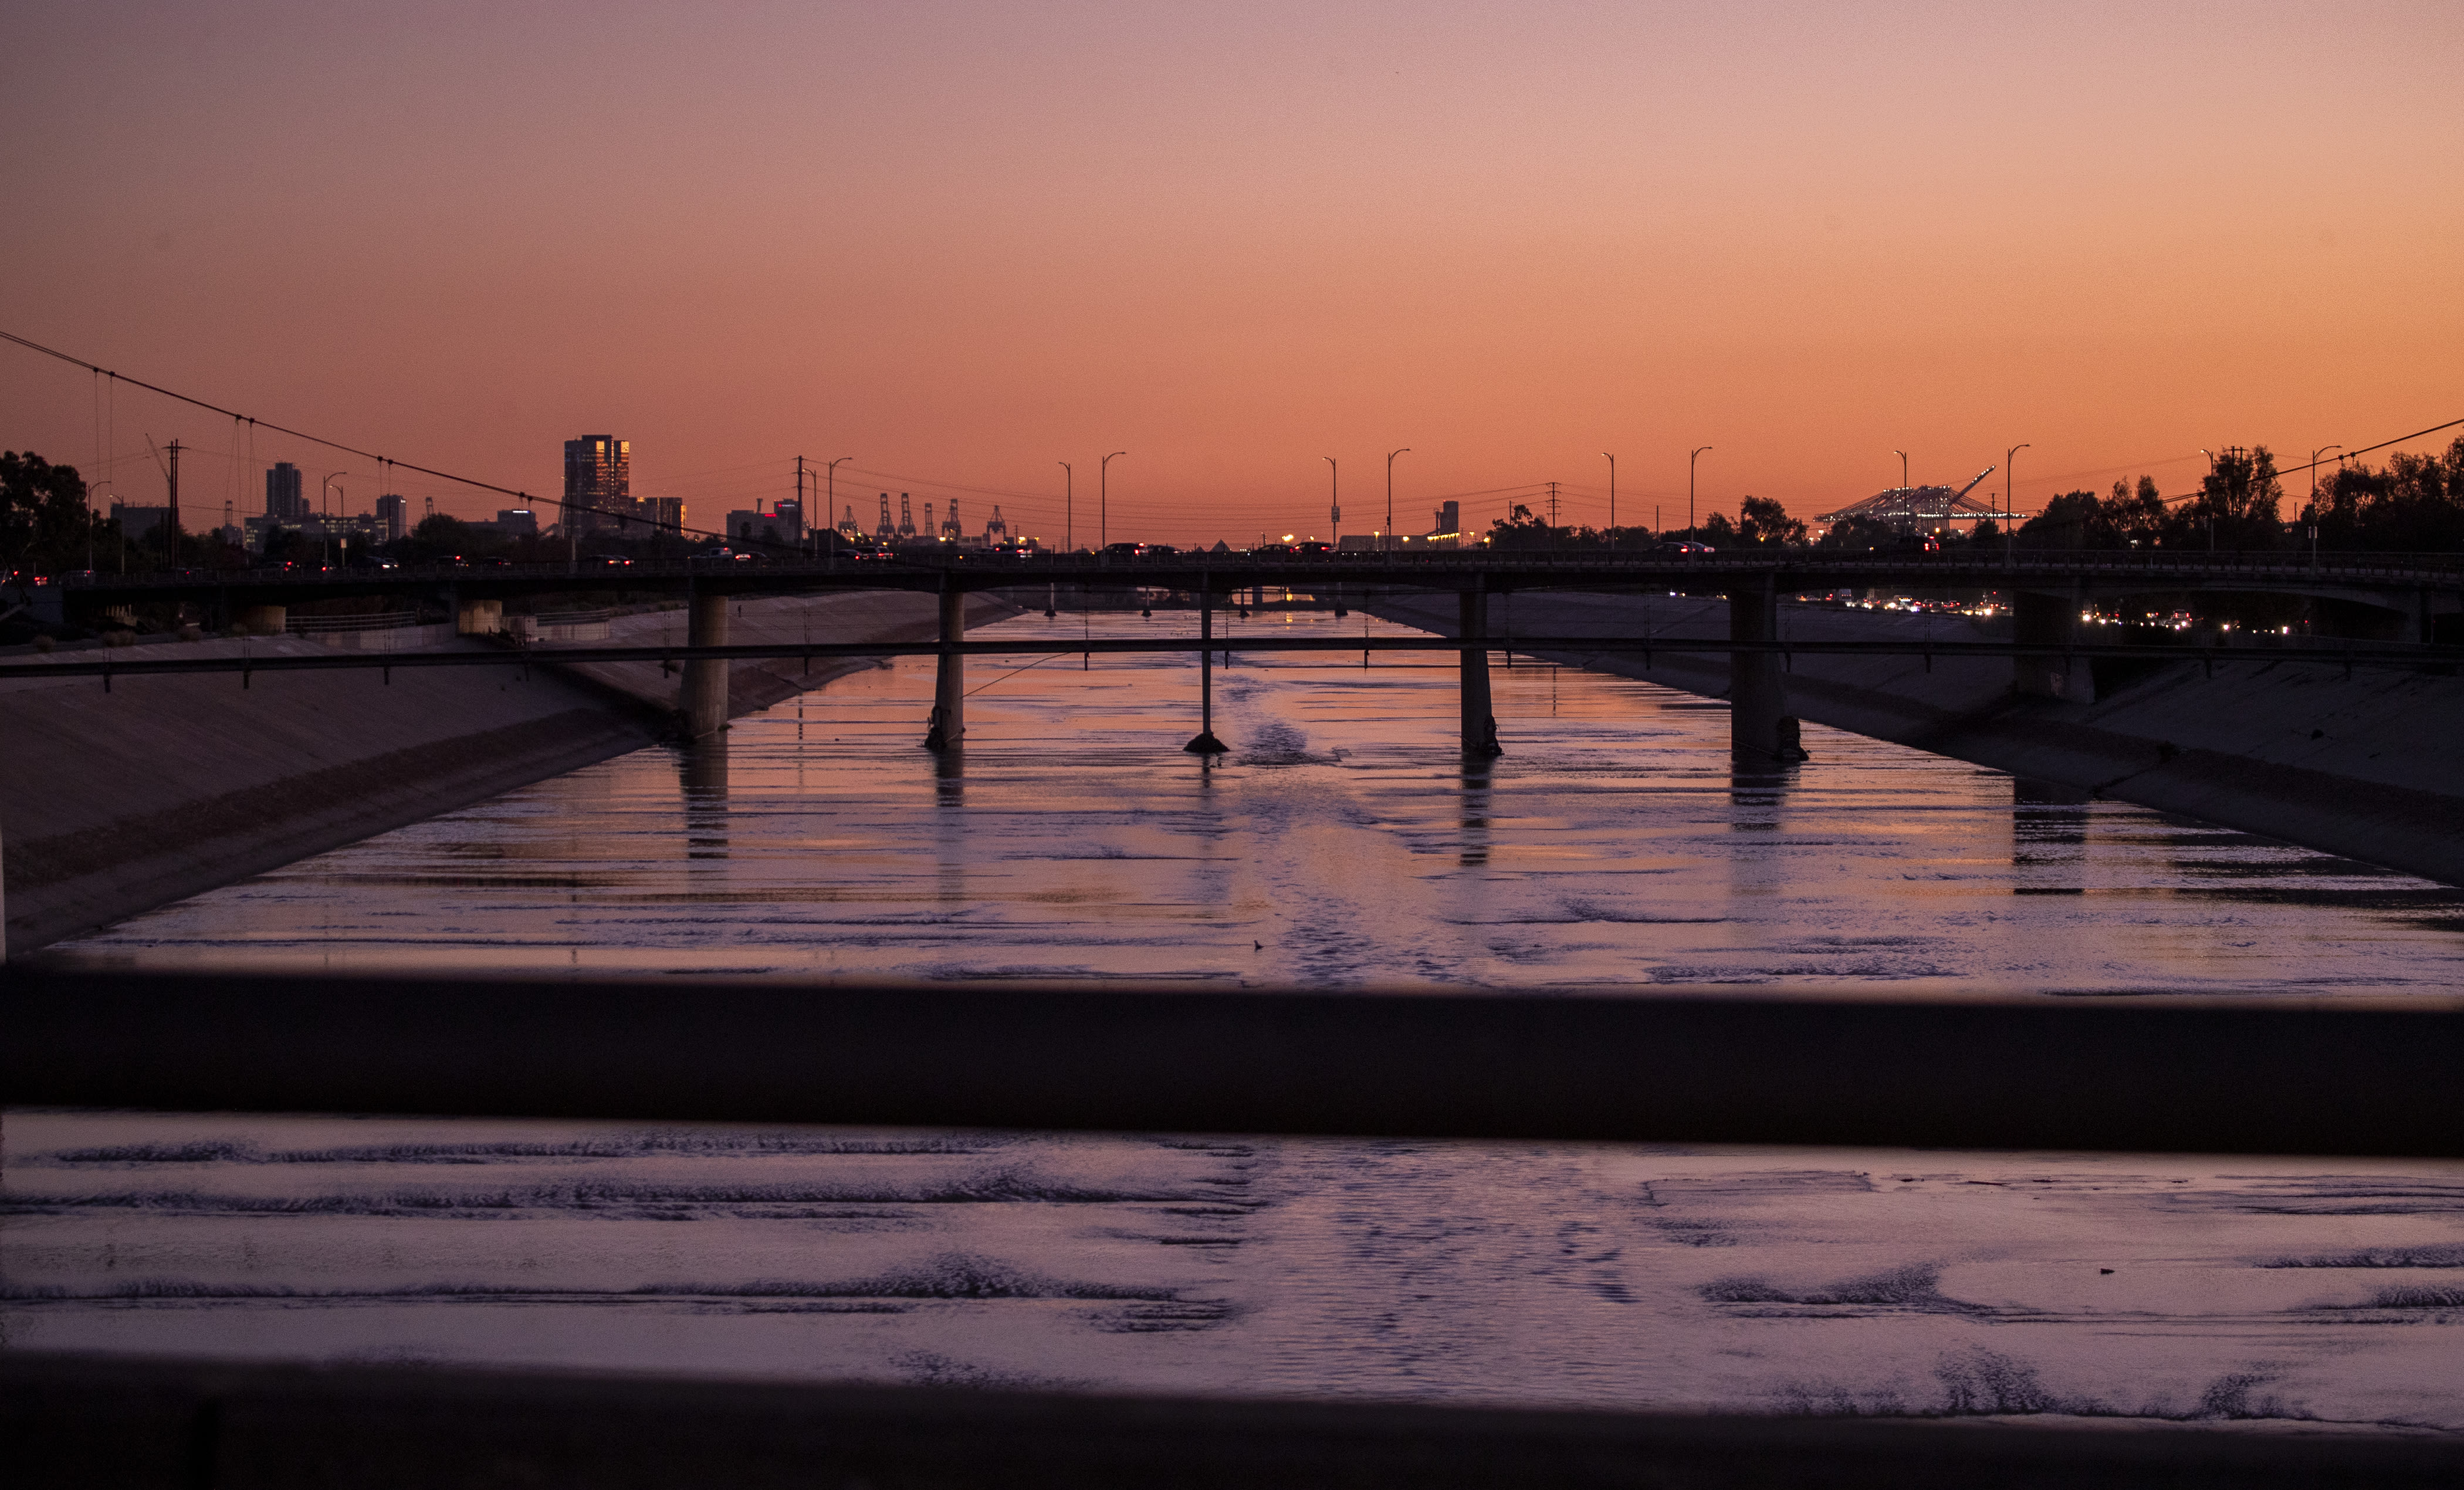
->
[375, 494, 408, 542]
[636, 496, 684, 534]
[266, 462, 309, 522]
[562, 436, 630, 535]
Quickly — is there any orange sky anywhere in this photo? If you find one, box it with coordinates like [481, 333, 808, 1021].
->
[4, 1, 2458, 547]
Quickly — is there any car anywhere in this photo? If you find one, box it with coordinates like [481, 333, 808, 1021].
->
[1654, 540, 1715, 555]
[1101, 541, 1148, 559]
[583, 555, 632, 570]
[1293, 540, 1333, 556]
[1143, 543, 1180, 558]
[689, 546, 754, 566]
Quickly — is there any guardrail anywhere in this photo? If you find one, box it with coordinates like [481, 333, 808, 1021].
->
[31, 546, 2464, 594]
[6, 968, 2461, 1487]
[3, 633, 2457, 684]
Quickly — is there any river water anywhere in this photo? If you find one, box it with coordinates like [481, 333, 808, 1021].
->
[11, 609, 2464, 1429]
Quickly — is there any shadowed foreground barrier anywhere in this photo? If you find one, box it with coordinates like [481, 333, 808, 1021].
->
[4, 969, 2461, 1156]
[8, 1352, 2461, 1490]
[6, 969, 2463, 1485]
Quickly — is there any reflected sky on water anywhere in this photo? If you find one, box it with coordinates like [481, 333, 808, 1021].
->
[57, 610, 2464, 993]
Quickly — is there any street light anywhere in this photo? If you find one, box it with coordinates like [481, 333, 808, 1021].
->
[1324, 456, 1338, 542]
[1601, 452, 1616, 543]
[1688, 446, 1712, 535]
[2308, 444, 2342, 507]
[1058, 462, 1072, 552]
[827, 457, 854, 544]
[1386, 448, 1409, 545]
[2005, 444, 2028, 537]
[322, 471, 347, 567]
[1100, 451, 1126, 550]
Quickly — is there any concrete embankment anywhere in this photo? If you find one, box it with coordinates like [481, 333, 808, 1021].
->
[2, 590, 1021, 956]
[537, 590, 1021, 719]
[1370, 590, 2464, 887]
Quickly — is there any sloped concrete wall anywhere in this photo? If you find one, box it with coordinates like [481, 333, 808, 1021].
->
[2, 591, 1025, 956]
[2, 636, 653, 957]
[1372, 590, 2464, 887]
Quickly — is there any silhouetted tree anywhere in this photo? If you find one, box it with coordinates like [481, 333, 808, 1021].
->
[2300, 436, 2464, 552]
[1736, 495, 1808, 548]
[2, 450, 101, 574]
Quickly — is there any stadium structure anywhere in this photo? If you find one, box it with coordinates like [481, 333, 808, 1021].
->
[1816, 465, 2006, 531]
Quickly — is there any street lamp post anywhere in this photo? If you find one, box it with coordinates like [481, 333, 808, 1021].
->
[2308, 444, 2342, 508]
[1386, 448, 1409, 546]
[1058, 462, 1072, 552]
[827, 457, 854, 548]
[1100, 451, 1126, 550]
[1601, 452, 1616, 544]
[2004, 444, 2028, 542]
[321, 471, 347, 568]
[1324, 456, 1338, 542]
[1688, 447, 1712, 536]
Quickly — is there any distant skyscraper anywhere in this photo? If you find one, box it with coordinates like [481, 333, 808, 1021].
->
[375, 493, 408, 542]
[563, 436, 631, 535]
[265, 462, 309, 522]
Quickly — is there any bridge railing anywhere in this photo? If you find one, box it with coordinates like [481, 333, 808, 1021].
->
[31, 546, 2464, 594]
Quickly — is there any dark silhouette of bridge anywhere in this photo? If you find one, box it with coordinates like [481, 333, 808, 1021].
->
[39, 549, 2464, 760]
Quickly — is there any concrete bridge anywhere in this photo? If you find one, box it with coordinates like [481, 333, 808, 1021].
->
[38, 548, 2464, 760]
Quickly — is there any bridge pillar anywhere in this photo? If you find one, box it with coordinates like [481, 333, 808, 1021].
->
[2401, 588, 2433, 645]
[455, 598, 502, 636]
[2013, 589, 2094, 703]
[1186, 576, 1227, 754]
[925, 581, 964, 751]
[1460, 584, 1501, 756]
[682, 587, 729, 738]
[235, 604, 285, 637]
[1728, 576, 1788, 759]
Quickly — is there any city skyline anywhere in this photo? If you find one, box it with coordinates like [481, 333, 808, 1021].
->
[3, 2, 2457, 548]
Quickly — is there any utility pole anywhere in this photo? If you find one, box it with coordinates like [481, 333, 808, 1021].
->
[164, 440, 182, 558]
[1601, 452, 1616, 543]
[794, 455, 807, 556]
[1547, 480, 1558, 531]
[1059, 462, 1072, 552]
[1689, 447, 1712, 536]
[1325, 456, 1339, 542]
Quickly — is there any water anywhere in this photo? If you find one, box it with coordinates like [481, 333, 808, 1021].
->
[11, 610, 2464, 1428]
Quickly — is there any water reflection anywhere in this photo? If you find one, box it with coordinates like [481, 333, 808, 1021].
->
[678, 736, 729, 860]
[56, 611, 2464, 994]
[1457, 758, 1492, 868]
[2012, 778, 2090, 895]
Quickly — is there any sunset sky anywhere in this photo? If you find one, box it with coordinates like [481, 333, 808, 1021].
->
[4, 1, 2458, 546]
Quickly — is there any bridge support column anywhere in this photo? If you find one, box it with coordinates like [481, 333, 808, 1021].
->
[455, 598, 502, 636]
[682, 587, 729, 738]
[2013, 589, 2094, 703]
[2401, 588, 2433, 645]
[1460, 584, 1501, 756]
[235, 604, 285, 637]
[1729, 576, 1788, 759]
[926, 582, 964, 751]
[1186, 577, 1227, 754]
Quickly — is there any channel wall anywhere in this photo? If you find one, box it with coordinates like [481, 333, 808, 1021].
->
[1, 590, 1017, 957]
[1370, 590, 2464, 888]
